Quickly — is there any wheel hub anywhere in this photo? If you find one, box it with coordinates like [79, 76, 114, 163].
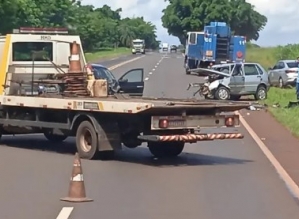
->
[258, 89, 266, 99]
[219, 89, 228, 99]
[80, 128, 92, 152]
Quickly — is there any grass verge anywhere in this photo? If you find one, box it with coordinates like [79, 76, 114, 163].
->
[247, 45, 299, 136]
[260, 87, 299, 136]
[85, 47, 130, 62]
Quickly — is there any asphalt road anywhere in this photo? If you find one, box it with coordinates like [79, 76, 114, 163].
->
[1, 51, 299, 219]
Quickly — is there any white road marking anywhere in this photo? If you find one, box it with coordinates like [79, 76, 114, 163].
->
[149, 72, 152, 74]
[238, 112, 299, 199]
[108, 55, 144, 70]
[144, 77, 149, 80]
[152, 68, 155, 71]
[56, 207, 74, 219]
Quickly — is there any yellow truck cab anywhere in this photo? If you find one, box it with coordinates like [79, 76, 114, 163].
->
[0, 27, 86, 95]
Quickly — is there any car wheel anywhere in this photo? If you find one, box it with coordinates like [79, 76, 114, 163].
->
[215, 86, 230, 100]
[278, 77, 283, 88]
[254, 85, 267, 100]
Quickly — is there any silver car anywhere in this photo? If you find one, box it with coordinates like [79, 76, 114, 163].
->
[268, 60, 298, 87]
[189, 62, 270, 100]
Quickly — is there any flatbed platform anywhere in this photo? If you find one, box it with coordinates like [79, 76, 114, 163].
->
[0, 94, 251, 113]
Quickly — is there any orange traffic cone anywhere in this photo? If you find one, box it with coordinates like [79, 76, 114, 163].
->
[60, 153, 93, 202]
[68, 41, 82, 73]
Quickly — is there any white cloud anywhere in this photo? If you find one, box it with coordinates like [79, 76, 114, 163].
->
[82, 0, 299, 46]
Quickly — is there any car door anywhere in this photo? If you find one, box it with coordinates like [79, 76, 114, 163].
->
[230, 64, 245, 94]
[118, 68, 144, 96]
[243, 63, 260, 93]
[269, 62, 282, 85]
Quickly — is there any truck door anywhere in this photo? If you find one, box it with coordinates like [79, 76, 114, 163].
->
[118, 68, 144, 96]
[243, 64, 260, 93]
[230, 64, 245, 94]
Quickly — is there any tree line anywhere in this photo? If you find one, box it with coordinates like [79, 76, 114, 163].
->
[0, 0, 160, 51]
[161, 0, 268, 45]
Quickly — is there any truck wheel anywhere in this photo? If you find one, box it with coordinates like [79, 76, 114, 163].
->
[148, 142, 185, 158]
[230, 95, 241, 101]
[76, 121, 99, 160]
[44, 132, 67, 142]
[215, 86, 230, 100]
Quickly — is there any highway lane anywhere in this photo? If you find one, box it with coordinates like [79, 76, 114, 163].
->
[92, 51, 154, 68]
[0, 52, 299, 218]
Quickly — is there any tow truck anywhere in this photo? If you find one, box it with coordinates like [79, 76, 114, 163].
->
[0, 27, 250, 160]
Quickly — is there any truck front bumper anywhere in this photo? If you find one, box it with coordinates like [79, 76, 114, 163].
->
[138, 133, 243, 143]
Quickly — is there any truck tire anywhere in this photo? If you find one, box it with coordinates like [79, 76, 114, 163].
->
[44, 132, 67, 143]
[76, 120, 99, 160]
[148, 142, 185, 158]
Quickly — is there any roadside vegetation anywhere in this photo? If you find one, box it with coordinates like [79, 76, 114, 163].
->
[85, 47, 130, 62]
[246, 43, 299, 136]
[0, 1, 160, 61]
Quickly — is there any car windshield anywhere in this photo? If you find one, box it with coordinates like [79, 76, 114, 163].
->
[286, 62, 298, 68]
[92, 66, 117, 82]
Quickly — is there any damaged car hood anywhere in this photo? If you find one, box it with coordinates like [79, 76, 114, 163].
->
[190, 68, 231, 77]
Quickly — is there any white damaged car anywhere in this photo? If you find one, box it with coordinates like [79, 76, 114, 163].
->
[189, 62, 270, 101]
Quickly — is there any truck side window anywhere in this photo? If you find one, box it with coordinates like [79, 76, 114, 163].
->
[244, 64, 259, 76]
[12, 42, 53, 61]
[189, 33, 196, 44]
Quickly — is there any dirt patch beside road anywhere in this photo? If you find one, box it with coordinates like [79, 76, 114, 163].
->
[240, 109, 299, 186]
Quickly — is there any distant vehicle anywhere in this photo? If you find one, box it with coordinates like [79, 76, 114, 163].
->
[131, 39, 145, 54]
[170, 45, 177, 52]
[189, 62, 269, 100]
[268, 60, 298, 87]
[89, 64, 145, 96]
[162, 43, 169, 51]
[184, 21, 246, 74]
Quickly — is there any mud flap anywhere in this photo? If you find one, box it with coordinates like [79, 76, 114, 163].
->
[72, 114, 122, 152]
[94, 120, 122, 152]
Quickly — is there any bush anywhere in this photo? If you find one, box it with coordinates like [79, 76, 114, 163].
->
[274, 44, 299, 60]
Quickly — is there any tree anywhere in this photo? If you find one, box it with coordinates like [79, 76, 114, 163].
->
[161, 0, 267, 44]
[0, 1, 159, 51]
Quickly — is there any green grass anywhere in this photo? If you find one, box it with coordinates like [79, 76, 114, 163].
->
[246, 46, 277, 69]
[85, 47, 130, 62]
[247, 46, 299, 136]
[260, 88, 299, 136]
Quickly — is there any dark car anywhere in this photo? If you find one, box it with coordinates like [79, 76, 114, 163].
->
[90, 64, 145, 96]
[170, 45, 177, 52]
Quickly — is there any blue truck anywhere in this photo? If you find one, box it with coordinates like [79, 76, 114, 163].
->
[184, 22, 246, 74]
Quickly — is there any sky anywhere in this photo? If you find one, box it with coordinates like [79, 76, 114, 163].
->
[81, 0, 299, 47]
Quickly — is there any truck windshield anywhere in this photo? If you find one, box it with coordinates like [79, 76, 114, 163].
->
[133, 42, 143, 46]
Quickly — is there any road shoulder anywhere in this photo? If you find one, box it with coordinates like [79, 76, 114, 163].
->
[240, 109, 299, 187]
